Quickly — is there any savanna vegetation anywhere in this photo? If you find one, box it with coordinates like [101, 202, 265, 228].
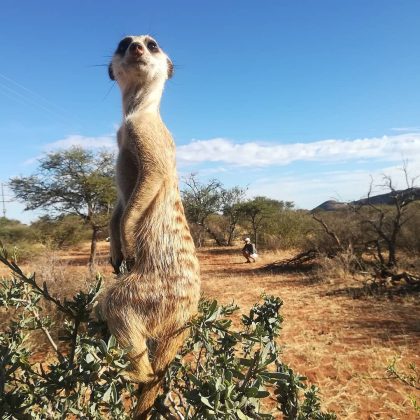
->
[1, 148, 419, 418]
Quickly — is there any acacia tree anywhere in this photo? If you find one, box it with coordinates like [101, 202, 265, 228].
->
[239, 197, 293, 248]
[10, 147, 116, 269]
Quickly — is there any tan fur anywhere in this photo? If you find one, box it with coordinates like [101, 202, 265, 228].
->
[102, 35, 200, 419]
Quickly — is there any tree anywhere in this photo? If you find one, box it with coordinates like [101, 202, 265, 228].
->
[9, 147, 116, 269]
[239, 197, 290, 248]
[354, 171, 419, 269]
[181, 174, 225, 246]
[221, 186, 247, 246]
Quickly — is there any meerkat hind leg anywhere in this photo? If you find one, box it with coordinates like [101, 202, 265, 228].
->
[125, 335, 157, 384]
[134, 330, 188, 419]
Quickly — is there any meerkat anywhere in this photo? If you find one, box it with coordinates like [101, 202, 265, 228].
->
[102, 35, 200, 419]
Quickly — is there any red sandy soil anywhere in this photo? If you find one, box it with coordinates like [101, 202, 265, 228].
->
[1, 241, 419, 419]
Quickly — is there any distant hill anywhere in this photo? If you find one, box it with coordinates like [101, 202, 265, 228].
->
[311, 200, 348, 212]
[311, 187, 420, 212]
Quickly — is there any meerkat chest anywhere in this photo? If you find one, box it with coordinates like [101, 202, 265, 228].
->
[125, 115, 175, 170]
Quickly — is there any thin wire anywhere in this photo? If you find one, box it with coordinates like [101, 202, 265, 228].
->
[0, 71, 71, 118]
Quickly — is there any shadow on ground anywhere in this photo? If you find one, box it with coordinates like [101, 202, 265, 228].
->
[324, 282, 420, 299]
[204, 247, 243, 256]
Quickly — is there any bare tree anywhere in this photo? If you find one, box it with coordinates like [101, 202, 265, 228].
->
[355, 165, 419, 269]
[181, 174, 225, 246]
[221, 186, 247, 246]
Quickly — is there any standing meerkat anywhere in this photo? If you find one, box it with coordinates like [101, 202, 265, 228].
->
[102, 35, 200, 419]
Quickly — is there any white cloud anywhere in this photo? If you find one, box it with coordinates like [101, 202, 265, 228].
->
[177, 133, 420, 167]
[11, 131, 420, 221]
[247, 163, 418, 210]
[43, 134, 116, 151]
[22, 134, 117, 165]
[36, 132, 420, 169]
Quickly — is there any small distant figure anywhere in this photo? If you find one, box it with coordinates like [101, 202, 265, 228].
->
[242, 238, 258, 263]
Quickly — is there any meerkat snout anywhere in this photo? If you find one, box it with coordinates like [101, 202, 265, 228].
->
[129, 42, 144, 58]
[109, 35, 173, 84]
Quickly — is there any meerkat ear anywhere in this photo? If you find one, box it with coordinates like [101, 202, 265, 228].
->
[108, 63, 115, 81]
[167, 58, 174, 79]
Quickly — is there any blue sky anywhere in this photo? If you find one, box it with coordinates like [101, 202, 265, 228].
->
[1, 0, 420, 223]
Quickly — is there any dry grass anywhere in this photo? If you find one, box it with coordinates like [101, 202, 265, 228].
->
[1, 241, 419, 419]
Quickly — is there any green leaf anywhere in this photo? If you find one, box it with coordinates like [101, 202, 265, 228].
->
[98, 339, 108, 354]
[103, 385, 113, 403]
[108, 335, 117, 349]
[187, 373, 201, 386]
[85, 353, 95, 363]
[200, 396, 214, 409]
[239, 358, 255, 367]
[244, 387, 259, 397]
[255, 390, 270, 398]
[111, 383, 118, 402]
[69, 408, 82, 415]
[237, 409, 250, 420]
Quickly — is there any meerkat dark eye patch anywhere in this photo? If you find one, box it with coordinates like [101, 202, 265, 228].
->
[115, 37, 133, 55]
[147, 40, 159, 53]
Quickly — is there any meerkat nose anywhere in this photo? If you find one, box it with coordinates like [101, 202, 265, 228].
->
[129, 42, 144, 56]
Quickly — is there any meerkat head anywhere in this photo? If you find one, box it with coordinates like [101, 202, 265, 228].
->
[109, 35, 173, 91]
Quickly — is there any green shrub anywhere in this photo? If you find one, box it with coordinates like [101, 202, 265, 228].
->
[31, 215, 90, 249]
[0, 217, 36, 244]
[386, 357, 420, 413]
[0, 218, 47, 261]
[0, 244, 335, 419]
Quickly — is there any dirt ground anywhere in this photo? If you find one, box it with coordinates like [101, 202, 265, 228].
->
[198, 247, 419, 420]
[1, 241, 419, 419]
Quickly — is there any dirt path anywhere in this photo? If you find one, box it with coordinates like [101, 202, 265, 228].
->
[199, 247, 419, 420]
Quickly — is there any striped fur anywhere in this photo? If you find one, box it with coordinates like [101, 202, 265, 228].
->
[102, 36, 200, 419]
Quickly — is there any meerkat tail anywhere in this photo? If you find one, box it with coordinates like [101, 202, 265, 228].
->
[133, 330, 188, 419]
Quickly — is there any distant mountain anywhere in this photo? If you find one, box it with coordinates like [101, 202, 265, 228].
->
[354, 187, 420, 206]
[311, 200, 348, 212]
[311, 187, 420, 212]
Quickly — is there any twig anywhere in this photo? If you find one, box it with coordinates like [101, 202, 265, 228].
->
[240, 350, 260, 391]
[68, 318, 81, 368]
[195, 347, 204, 377]
[168, 392, 185, 419]
[0, 253, 73, 317]
[32, 308, 64, 362]
[10, 297, 64, 362]
[312, 214, 342, 249]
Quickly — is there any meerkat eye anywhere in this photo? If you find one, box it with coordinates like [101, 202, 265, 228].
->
[116, 37, 133, 55]
[147, 40, 159, 53]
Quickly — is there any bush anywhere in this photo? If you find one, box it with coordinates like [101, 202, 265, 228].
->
[0, 218, 47, 261]
[31, 215, 91, 249]
[0, 244, 335, 419]
[0, 217, 36, 244]
[398, 202, 420, 255]
[261, 210, 314, 250]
